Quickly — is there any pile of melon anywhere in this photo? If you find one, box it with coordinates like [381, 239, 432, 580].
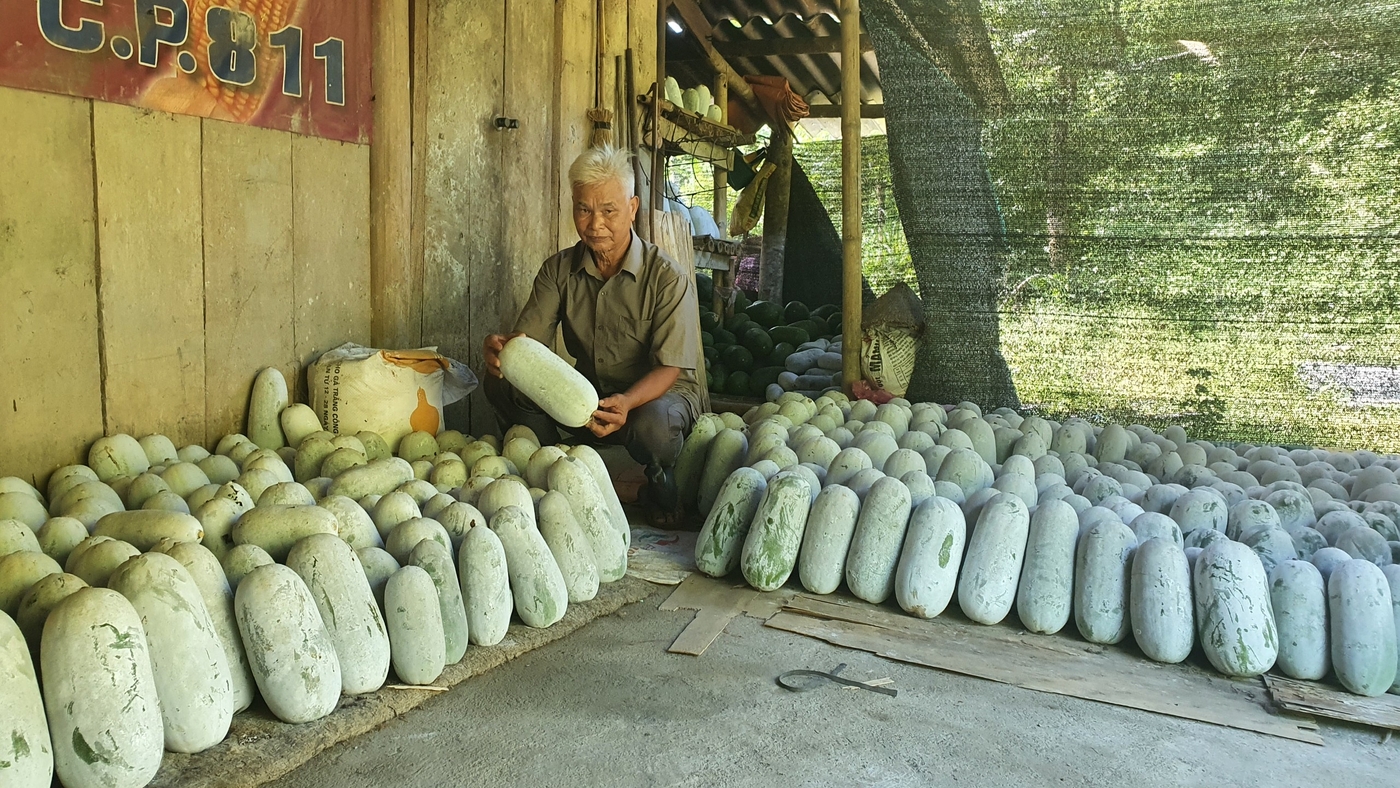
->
[0, 368, 629, 788]
[683, 391, 1400, 695]
[696, 273, 842, 399]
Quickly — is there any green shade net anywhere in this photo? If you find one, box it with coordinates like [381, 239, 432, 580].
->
[803, 0, 1400, 451]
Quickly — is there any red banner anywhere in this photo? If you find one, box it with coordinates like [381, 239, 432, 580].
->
[0, 1, 371, 144]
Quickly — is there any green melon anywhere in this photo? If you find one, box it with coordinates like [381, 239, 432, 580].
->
[720, 345, 755, 371]
[741, 327, 774, 358]
[699, 310, 719, 332]
[745, 301, 784, 328]
[783, 301, 811, 322]
[712, 327, 736, 347]
[811, 303, 839, 319]
[791, 318, 828, 339]
[725, 371, 751, 397]
[709, 364, 729, 392]
[696, 272, 714, 304]
[767, 342, 795, 366]
[769, 325, 809, 347]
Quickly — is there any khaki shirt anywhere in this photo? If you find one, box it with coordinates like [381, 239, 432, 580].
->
[513, 231, 703, 419]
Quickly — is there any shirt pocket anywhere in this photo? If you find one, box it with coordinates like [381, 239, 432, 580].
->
[598, 315, 652, 371]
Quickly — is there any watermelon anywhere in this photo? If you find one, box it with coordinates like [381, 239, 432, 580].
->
[712, 327, 736, 347]
[696, 272, 713, 303]
[768, 325, 810, 347]
[725, 371, 751, 397]
[699, 310, 719, 332]
[741, 327, 775, 358]
[767, 342, 795, 366]
[745, 300, 784, 328]
[720, 345, 755, 371]
[783, 301, 811, 322]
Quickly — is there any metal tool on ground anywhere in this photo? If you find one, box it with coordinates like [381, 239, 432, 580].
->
[777, 663, 899, 697]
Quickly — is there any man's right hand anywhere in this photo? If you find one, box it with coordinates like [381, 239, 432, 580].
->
[482, 333, 524, 378]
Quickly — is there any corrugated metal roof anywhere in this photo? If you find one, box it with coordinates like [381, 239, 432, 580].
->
[665, 1, 884, 112]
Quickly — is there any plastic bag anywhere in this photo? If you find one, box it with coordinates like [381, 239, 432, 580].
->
[308, 343, 478, 451]
[728, 161, 777, 237]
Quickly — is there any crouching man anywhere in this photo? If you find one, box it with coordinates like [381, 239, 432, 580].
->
[483, 145, 700, 524]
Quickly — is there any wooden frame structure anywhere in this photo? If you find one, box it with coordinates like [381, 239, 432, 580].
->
[662, 0, 865, 395]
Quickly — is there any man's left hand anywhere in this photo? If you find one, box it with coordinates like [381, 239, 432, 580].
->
[589, 394, 632, 438]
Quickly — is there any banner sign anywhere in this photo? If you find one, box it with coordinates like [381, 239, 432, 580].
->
[1, 1, 371, 144]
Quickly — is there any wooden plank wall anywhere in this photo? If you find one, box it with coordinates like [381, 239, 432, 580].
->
[0, 0, 657, 482]
[0, 86, 370, 487]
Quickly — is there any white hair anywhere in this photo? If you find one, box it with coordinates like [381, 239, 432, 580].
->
[569, 145, 635, 197]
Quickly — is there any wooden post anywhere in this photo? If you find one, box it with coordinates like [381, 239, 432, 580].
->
[840, 0, 863, 393]
[370, 0, 417, 349]
[758, 125, 792, 304]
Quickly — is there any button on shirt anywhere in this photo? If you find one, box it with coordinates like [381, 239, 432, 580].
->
[512, 230, 703, 420]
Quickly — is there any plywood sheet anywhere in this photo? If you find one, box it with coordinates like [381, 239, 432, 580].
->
[292, 136, 372, 403]
[93, 103, 206, 446]
[201, 121, 296, 444]
[766, 594, 1323, 745]
[0, 87, 104, 487]
[421, 0, 504, 434]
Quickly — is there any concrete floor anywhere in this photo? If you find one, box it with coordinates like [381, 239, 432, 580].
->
[268, 587, 1400, 788]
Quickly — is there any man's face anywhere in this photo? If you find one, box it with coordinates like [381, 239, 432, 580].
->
[573, 178, 640, 262]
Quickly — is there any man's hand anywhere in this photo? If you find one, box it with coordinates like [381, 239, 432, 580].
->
[589, 394, 633, 438]
[483, 333, 525, 378]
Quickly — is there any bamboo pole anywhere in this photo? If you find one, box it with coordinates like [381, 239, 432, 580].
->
[649, 0, 666, 241]
[712, 77, 728, 317]
[840, 0, 863, 393]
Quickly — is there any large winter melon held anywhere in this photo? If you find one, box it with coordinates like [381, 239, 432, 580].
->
[498, 336, 599, 428]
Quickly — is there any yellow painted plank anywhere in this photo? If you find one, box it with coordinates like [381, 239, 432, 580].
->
[201, 120, 296, 444]
[0, 87, 104, 487]
[292, 136, 372, 404]
[93, 103, 206, 447]
[421, 0, 505, 433]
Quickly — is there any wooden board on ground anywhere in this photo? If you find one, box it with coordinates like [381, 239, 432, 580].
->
[766, 593, 1323, 745]
[291, 136, 372, 403]
[0, 87, 105, 487]
[93, 103, 207, 446]
[1265, 674, 1400, 731]
[660, 574, 796, 655]
[201, 121, 296, 444]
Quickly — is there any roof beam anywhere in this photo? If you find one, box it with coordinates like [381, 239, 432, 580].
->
[668, 0, 761, 111]
[715, 35, 873, 59]
[805, 103, 884, 118]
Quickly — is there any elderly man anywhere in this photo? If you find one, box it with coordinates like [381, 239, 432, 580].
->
[483, 145, 701, 522]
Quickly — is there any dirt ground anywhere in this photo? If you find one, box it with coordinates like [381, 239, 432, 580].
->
[267, 586, 1400, 788]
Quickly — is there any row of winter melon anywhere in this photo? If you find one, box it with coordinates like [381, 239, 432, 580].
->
[0, 388, 632, 788]
[678, 392, 1400, 694]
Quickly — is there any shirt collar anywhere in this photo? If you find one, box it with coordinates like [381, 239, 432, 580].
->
[575, 230, 645, 280]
